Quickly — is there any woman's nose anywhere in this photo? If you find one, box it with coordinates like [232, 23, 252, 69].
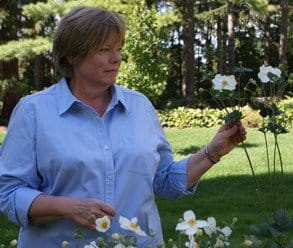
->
[110, 50, 122, 63]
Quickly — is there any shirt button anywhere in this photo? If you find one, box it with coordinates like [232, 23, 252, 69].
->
[107, 175, 113, 181]
[104, 145, 109, 150]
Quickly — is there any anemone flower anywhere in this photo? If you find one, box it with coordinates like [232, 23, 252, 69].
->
[257, 65, 281, 83]
[175, 210, 208, 236]
[212, 74, 237, 91]
[119, 216, 147, 236]
[95, 215, 110, 233]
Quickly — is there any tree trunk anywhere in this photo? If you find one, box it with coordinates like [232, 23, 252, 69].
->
[227, 1, 235, 74]
[264, 15, 271, 66]
[216, 18, 226, 74]
[180, 0, 196, 106]
[0, 60, 20, 124]
[34, 55, 44, 90]
[279, 0, 288, 69]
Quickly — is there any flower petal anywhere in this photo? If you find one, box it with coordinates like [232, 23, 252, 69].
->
[183, 210, 195, 221]
[195, 220, 208, 228]
[176, 222, 190, 231]
[220, 226, 232, 236]
[207, 217, 216, 229]
[95, 215, 110, 233]
[119, 216, 130, 230]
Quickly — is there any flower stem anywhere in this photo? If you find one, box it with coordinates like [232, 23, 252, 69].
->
[274, 134, 286, 210]
[263, 131, 274, 212]
[241, 141, 269, 221]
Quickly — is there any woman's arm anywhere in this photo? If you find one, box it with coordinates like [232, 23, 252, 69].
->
[29, 194, 116, 230]
[187, 123, 246, 188]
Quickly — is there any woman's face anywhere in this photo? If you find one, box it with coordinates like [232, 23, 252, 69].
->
[71, 36, 123, 88]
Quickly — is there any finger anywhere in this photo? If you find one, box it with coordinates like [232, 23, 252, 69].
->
[99, 202, 116, 217]
[222, 125, 238, 138]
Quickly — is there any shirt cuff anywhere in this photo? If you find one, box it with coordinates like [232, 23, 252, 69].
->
[14, 187, 43, 227]
[170, 157, 198, 195]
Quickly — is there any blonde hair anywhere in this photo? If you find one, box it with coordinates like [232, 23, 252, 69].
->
[52, 6, 125, 78]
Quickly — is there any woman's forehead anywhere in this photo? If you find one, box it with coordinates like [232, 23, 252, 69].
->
[102, 34, 124, 46]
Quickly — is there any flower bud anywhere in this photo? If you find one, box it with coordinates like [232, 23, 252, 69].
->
[9, 240, 17, 247]
[111, 233, 120, 240]
[243, 240, 252, 247]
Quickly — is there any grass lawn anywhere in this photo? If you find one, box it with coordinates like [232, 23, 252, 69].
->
[157, 127, 293, 246]
[0, 127, 292, 246]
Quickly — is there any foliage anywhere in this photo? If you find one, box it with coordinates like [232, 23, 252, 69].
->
[0, 37, 52, 61]
[118, 1, 171, 105]
[157, 97, 292, 130]
[157, 107, 224, 129]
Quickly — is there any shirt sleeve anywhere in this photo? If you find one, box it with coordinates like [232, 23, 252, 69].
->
[0, 99, 43, 227]
[145, 100, 198, 200]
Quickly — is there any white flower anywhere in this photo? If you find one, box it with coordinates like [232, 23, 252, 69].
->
[119, 216, 147, 236]
[95, 215, 110, 233]
[9, 240, 17, 247]
[212, 74, 237, 91]
[84, 241, 99, 248]
[111, 233, 120, 240]
[113, 244, 126, 248]
[61, 240, 69, 248]
[243, 239, 253, 246]
[175, 210, 208, 236]
[204, 217, 232, 237]
[220, 226, 232, 237]
[257, 65, 281, 83]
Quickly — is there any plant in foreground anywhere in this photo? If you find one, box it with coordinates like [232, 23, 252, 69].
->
[209, 65, 293, 247]
[79, 210, 235, 248]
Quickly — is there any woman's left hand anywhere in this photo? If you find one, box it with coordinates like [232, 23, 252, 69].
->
[208, 122, 247, 162]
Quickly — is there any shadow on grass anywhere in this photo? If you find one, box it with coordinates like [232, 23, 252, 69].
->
[174, 142, 261, 156]
[156, 173, 293, 247]
[175, 145, 201, 155]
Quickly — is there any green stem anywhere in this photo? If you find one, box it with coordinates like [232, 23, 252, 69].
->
[273, 136, 277, 213]
[263, 131, 274, 212]
[241, 141, 269, 221]
[275, 134, 286, 210]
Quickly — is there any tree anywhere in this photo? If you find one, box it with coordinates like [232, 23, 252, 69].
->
[174, 0, 196, 106]
[0, 0, 21, 124]
[227, 0, 235, 74]
[279, 0, 288, 71]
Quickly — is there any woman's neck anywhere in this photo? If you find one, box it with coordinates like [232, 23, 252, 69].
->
[68, 79, 112, 116]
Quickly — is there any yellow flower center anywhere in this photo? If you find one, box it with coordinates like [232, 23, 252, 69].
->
[221, 80, 228, 87]
[188, 218, 196, 226]
[130, 222, 138, 230]
[102, 220, 109, 230]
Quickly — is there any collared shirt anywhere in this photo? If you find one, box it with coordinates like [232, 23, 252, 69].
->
[0, 78, 196, 247]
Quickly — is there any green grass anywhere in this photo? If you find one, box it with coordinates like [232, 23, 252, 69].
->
[157, 127, 293, 246]
[0, 128, 292, 246]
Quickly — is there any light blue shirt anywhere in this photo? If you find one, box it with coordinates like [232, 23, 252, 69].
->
[0, 78, 196, 247]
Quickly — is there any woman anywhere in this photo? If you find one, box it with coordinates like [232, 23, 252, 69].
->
[0, 6, 246, 247]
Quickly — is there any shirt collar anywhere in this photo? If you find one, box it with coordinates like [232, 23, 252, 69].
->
[56, 77, 129, 115]
[56, 78, 80, 115]
[110, 84, 130, 114]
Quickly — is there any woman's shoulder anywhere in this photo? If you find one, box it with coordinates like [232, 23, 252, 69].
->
[115, 84, 152, 106]
[19, 83, 59, 106]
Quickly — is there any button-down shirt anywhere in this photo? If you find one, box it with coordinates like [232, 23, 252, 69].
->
[0, 78, 196, 247]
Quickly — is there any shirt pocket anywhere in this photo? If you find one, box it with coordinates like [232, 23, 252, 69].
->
[115, 136, 160, 178]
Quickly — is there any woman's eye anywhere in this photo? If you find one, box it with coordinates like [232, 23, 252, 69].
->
[99, 48, 109, 52]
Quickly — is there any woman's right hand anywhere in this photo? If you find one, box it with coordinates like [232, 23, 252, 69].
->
[65, 198, 116, 230]
[29, 195, 116, 230]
